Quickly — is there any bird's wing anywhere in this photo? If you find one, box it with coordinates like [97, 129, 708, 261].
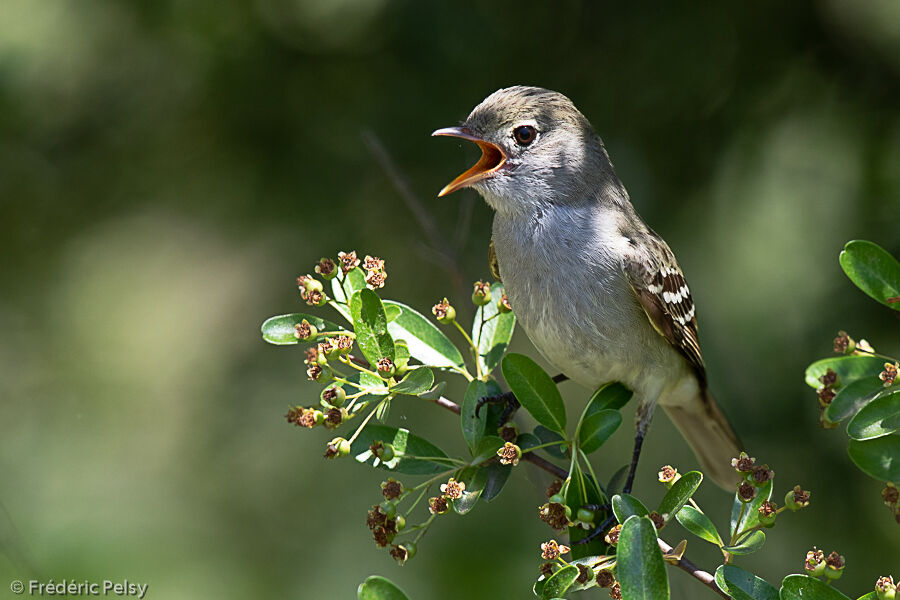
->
[622, 231, 706, 384]
[488, 239, 502, 282]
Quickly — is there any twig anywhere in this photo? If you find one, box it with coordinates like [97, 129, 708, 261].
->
[522, 453, 567, 479]
[658, 538, 729, 599]
[430, 395, 461, 415]
[361, 130, 468, 303]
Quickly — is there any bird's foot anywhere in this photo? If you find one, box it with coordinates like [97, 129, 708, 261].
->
[475, 391, 520, 423]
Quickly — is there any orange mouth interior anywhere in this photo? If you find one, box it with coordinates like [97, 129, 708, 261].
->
[438, 140, 506, 197]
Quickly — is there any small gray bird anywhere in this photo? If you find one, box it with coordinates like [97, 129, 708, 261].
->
[434, 86, 742, 491]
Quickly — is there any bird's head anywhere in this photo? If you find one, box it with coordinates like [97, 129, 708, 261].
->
[433, 86, 612, 217]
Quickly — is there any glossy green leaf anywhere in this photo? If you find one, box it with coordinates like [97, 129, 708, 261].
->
[358, 575, 410, 600]
[825, 377, 886, 423]
[359, 371, 390, 396]
[450, 468, 482, 515]
[260, 313, 345, 345]
[847, 435, 900, 481]
[805, 355, 887, 388]
[534, 425, 569, 458]
[856, 594, 877, 600]
[351, 289, 394, 365]
[390, 367, 435, 396]
[470, 435, 505, 465]
[472, 282, 516, 374]
[585, 382, 633, 416]
[383, 301, 466, 369]
[331, 268, 368, 323]
[617, 515, 669, 600]
[657, 471, 702, 523]
[541, 565, 579, 600]
[502, 353, 566, 435]
[607, 464, 630, 496]
[780, 574, 852, 600]
[468, 460, 510, 502]
[578, 409, 622, 454]
[714, 565, 778, 600]
[675, 505, 721, 545]
[612, 493, 649, 523]
[384, 304, 402, 322]
[517, 432, 542, 451]
[847, 389, 900, 440]
[839, 240, 900, 311]
[461, 380, 490, 454]
[565, 464, 609, 558]
[350, 425, 449, 475]
[731, 480, 772, 534]
[723, 530, 766, 555]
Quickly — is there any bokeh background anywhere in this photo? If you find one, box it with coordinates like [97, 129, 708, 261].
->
[2, 1, 899, 598]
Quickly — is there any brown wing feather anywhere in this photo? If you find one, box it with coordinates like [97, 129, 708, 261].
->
[623, 233, 706, 385]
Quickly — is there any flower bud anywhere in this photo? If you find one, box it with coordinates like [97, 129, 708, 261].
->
[576, 508, 595, 524]
[380, 477, 403, 500]
[432, 298, 456, 324]
[498, 421, 519, 442]
[833, 331, 855, 354]
[497, 442, 522, 466]
[804, 548, 826, 577]
[377, 443, 395, 462]
[548, 493, 565, 505]
[824, 552, 845, 580]
[604, 524, 622, 547]
[750, 464, 774, 487]
[876, 576, 896, 600]
[304, 278, 324, 294]
[294, 319, 318, 341]
[401, 542, 416, 559]
[658, 465, 680, 488]
[730, 452, 755, 474]
[315, 258, 337, 280]
[324, 437, 351, 458]
[472, 280, 492, 306]
[757, 501, 777, 527]
[538, 502, 570, 530]
[497, 293, 512, 313]
[737, 481, 757, 503]
[321, 386, 346, 407]
[380, 500, 397, 520]
[376, 357, 396, 379]
[785, 485, 810, 511]
[428, 496, 449, 515]
[394, 515, 406, 531]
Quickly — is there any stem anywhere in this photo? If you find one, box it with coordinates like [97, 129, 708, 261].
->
[450, 365, 475, 382]
[396, 455, 467, 466]
[404, 487, 429, 516]
[339, 355, 379, 376]
[453, 320, 482, 379]
[578, 448, 607, 502]
[730, 503, 747, 545]
[412, 514, 436, 544]
[346, 399, 383, 445]
[318, 331, 355, 338]
[521, 440, 569, 454]
[658, 538, 729, 599]
[332, 377, 365, 390]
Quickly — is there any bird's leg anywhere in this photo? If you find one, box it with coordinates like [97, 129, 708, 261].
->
[622, 430, 645, 495]
[474, 373, 568, 419]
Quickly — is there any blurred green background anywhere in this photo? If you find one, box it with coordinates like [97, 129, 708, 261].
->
[1, 1, 899, 598]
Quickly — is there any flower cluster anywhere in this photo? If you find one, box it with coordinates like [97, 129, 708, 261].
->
[363, 254, 387, 289]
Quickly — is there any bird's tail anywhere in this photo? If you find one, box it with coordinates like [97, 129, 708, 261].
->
[661, 387, 743, 491]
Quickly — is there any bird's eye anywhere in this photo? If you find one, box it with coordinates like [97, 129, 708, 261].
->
[513, 125, 536, 146]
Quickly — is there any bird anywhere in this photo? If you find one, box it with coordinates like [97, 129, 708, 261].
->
[433, 86, 742, 492]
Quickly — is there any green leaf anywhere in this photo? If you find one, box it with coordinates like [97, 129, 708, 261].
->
[385, 304, 402, 322]
[534, 425, 569, 458]
[825, 377, 886, 423]
[578, 409, 622, 454]
[502, 353, 566, 435]
[856, 594, 878, 600]
[585, 383, 633, 416]
[780, 574, 852, 600]
[472, 282, 516, 374]
[450, 469, 483, 515]
[541, 565, 579, 600]
[714, 565, 778, 600]
[468, 460, 510, 502]
[351, 290, 394, 365]
[390, 367, 435, 396]
[723, 530, 766, 555]
[330, 268, 368, 323]
[847, 389, 900, 440]
[359, 371, 390, 396]
[565, 464, 609, 558]
[461, 380, 490, 454]
[617, 515, 669, 600]
[517, 432, 542, 451]
[839, 240, 900, 311]
[383, 301, 466, 369]
[657, 471, 702, 523]
[847, 435, 900, 481]
[675, 505, 721, 545]
[260, 313, 344, 345]
[612, 493, 649, 523]
[805, 355, 887, 388]
[607, 464, 630, 496]
[350, 425, 449, 475]
[731, 480, 772, 534]
[357, 575, 410, 600]
[470, 436, 505, 465]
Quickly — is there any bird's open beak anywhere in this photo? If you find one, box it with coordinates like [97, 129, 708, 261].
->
[432, 127, 506, 197]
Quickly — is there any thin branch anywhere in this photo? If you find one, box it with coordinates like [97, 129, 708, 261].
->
[658, 538, 729, 599]
[362, 130, 468, 303]
[522, 453, 567, 479]
[430, 395, 461, 415]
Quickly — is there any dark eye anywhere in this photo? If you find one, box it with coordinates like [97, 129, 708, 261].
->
[513, 125, 536, 146]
